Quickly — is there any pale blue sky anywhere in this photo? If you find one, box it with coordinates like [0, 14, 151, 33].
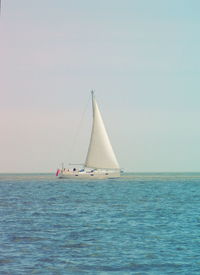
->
[1, 0, 200, 172]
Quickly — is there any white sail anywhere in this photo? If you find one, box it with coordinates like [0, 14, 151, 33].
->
[84, 91, 120, 170]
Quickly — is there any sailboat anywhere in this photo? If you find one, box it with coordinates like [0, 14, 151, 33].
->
[58, 91, 120, 179]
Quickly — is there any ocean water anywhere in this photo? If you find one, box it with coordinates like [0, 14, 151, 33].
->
[1, 173, 200, 275]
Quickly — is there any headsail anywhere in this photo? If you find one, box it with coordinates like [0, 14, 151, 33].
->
[85, 91, 120, 170]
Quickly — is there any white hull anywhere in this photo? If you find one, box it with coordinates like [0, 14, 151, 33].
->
[58, 170, 120, 179]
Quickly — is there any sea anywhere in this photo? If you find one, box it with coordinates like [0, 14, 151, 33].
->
[1, 173, 200, 275]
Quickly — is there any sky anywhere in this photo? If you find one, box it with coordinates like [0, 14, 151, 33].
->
[1, 0, 200, 173]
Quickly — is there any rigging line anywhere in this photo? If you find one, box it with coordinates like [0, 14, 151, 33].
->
[68, 93, 91, 163]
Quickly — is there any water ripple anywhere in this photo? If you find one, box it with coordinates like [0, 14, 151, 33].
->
[1, 173, 200, 274]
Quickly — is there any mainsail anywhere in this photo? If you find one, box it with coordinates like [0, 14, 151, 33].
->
[84, 91, 120, 170]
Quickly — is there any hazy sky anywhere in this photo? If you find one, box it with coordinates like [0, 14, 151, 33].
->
[1, 0, 200, 172]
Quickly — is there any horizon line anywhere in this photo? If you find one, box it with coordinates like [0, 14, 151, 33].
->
[1, 171, 200, 174]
